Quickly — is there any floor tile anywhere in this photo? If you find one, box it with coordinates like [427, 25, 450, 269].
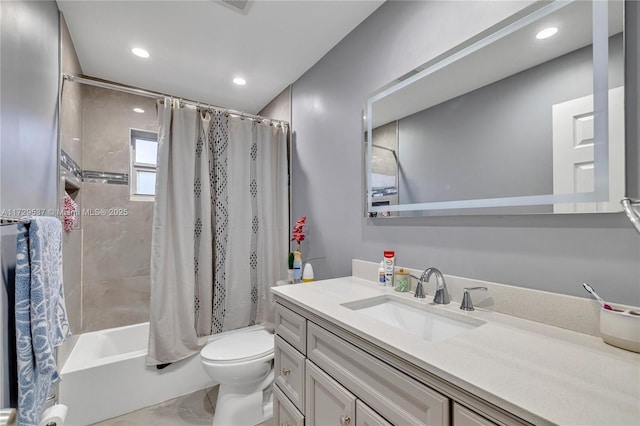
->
[92, 385, 273, 426]
[92, 388, 215, 426]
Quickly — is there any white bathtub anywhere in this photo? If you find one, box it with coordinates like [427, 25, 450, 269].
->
[59, 322, 264, 425]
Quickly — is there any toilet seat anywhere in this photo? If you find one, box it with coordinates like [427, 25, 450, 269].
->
[202, 329, 273, 363]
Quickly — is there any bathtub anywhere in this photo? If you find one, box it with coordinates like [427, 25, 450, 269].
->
[59, 322, 264, 425]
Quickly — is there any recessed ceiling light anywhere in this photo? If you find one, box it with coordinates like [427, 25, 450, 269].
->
[133, 107, 145, 113]
[233, 77, 247, 86]
[72, 137, 80, 141]
[536, 27, 558, 40]
[131, 47, 150, 58]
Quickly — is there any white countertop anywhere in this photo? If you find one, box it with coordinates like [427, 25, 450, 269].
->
[272, 277, 640, 426]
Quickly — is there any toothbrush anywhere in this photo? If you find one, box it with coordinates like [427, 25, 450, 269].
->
[582, 283, 613, 310]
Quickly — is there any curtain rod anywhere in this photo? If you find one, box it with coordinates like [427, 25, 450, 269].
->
[62, 73, 289, 126]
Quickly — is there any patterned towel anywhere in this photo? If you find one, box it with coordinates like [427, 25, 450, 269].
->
[15, 217, 71, 426]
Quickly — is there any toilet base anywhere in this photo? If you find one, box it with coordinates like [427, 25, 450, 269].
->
[212, 371, 274, 426]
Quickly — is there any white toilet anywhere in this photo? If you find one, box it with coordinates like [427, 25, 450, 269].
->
[200, 327, 275, 426]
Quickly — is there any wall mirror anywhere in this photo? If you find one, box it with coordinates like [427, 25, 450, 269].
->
[364, 0, 625, 217]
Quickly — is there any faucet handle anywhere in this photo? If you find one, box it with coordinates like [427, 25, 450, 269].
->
[411, 275, 426, 298]
[460, 287, 488, 311]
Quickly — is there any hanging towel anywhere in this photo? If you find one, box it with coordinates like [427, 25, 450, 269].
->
[62, 192, 77, 232]
[15, 217, 71, 426]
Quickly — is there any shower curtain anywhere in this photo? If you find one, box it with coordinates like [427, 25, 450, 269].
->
[147, 99, 288, 365]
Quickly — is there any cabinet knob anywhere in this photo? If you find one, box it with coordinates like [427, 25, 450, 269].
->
[340, 415, 351, 425]
[282, 368, 291, 376]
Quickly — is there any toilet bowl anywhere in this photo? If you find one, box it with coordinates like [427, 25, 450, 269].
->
[200, 327, 274, 426]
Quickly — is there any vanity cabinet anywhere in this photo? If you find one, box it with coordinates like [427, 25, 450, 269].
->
[307, 322, 449, 425]
[306, 360, 356, 425]
[453, 403, 497, 426]
[356, 401, 392, 426]
[275, 300, 307, 353]
[274, 383, 304, 426]
[273, 302, 521, 426]
[275, 335, 305, 412]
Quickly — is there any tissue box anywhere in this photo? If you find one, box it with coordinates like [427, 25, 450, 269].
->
[600, 307, 640, 353]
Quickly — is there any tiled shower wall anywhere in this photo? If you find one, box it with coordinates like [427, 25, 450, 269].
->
[59, 12, 159, 337]
[81, 86, 157, 332]
[60, 16, 83, 337]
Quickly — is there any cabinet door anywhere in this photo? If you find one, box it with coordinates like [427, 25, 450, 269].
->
[306, 360, 356, 426]
[275, 335, 306, 413]
[356, 400, 391, 426]
[453, 403, 498, 426]
[274, 384, 305, 426]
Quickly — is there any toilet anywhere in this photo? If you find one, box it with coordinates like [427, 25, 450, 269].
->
[200, 327, 275, 426]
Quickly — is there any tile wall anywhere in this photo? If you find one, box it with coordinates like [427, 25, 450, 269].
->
[80, 86, 157, 332]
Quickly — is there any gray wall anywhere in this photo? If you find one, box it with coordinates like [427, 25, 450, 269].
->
[626, 1, 640, 197]
[0, 0, 60, 407]
[398, 36, 623, 207]
[258, 86, 291, 123]
[290, 0, 640, 305]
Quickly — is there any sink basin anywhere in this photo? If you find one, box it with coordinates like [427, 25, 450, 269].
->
[342, 295, 485, 342]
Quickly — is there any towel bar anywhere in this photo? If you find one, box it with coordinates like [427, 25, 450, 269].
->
[0, 217, 29, 226]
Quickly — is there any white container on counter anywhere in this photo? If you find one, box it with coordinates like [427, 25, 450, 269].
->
[600, 306, 640, 353]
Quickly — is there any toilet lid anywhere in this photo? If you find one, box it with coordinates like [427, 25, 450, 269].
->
[201, 329, 274, 362]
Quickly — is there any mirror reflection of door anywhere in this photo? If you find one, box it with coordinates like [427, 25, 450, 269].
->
[552, 86, 624, 213]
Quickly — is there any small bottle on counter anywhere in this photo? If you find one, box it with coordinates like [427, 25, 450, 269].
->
[378, 261, 386, 286]
[293, 251, 302, 283]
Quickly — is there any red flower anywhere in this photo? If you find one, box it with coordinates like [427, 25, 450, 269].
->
[291, 216, 307, 244]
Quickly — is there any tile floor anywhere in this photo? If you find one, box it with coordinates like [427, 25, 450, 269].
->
[92, 386, 274, 426]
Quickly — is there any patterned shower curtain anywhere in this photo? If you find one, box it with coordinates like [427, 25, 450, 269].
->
[147, 99, 288, 366]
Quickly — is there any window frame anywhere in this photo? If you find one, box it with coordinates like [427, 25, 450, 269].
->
[130, 129, 159, 200]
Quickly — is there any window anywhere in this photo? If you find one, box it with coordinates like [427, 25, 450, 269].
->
[130, 129, 158, 199]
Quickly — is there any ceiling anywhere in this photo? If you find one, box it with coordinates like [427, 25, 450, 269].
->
[57, 0, 384, 114]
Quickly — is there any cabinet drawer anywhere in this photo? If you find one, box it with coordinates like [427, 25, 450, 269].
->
[453, 403, 498, 426]
[306, 359, 356, 426]
[307, 322, 449, 426]
[275, 303, 307, 354]
[356, 400, 392, 426]
[274, 383, 304, 426]
[275, 335, 306, 413]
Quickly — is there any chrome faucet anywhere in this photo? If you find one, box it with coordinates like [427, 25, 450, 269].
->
[422, 267, 450, 305]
